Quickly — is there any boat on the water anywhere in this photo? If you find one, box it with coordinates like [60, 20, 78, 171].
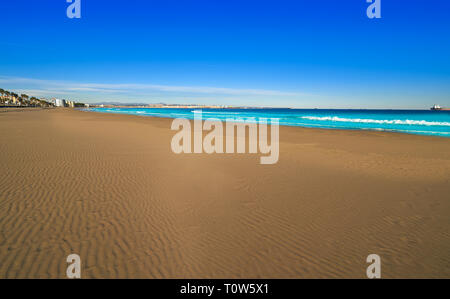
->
[431, 104, 450, 111]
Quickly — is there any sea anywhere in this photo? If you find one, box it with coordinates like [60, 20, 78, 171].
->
[84, 108, 450, 137]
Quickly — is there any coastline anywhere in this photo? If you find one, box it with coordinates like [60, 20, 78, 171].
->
[1, 108, 450, 278]
[80, 107, 450, 140]
[81, 107, 450, 138]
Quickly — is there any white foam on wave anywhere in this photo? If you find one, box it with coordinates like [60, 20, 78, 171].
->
[301, 116, 450, 127]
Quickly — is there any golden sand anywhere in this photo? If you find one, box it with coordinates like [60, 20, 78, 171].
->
[0, 108, 449, 278]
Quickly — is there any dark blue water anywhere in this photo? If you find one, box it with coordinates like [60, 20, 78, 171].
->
[84, 108, 450, 137]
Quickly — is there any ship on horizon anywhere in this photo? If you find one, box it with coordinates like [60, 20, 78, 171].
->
[431, 104, 450, 111]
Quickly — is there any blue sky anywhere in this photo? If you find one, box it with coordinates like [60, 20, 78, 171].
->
[0, 0, 449, 108]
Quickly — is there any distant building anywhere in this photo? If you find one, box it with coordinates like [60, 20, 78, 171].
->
[54, 99, 66, 107]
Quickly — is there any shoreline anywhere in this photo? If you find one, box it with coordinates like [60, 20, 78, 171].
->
[78, 107, 450, 140]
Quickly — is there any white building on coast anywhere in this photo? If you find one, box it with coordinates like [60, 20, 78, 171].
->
[54, 99, 66, 107]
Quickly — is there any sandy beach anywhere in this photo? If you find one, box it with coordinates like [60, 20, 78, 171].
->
[0, 108, 449, 278]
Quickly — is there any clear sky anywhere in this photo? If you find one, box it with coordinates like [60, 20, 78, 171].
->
[1, 0, 449, 108]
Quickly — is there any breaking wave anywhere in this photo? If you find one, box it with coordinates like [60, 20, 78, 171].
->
[301, 116, 450, 127]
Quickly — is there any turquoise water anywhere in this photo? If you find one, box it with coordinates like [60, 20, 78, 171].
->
[84, 108, 450, 137]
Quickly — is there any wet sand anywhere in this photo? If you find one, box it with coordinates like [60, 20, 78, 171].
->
[0, 108, 449, 278]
